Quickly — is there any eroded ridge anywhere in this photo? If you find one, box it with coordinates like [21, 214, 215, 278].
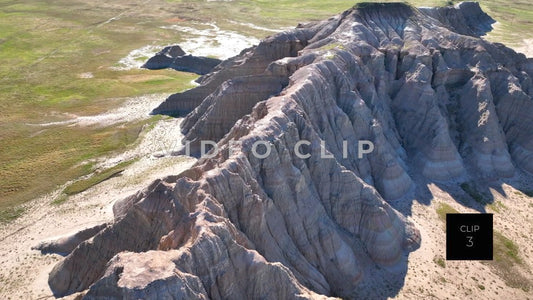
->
[49, 2, 533, 299]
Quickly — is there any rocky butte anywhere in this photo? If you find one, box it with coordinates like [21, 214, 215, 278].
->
[45, 2, 533, 299]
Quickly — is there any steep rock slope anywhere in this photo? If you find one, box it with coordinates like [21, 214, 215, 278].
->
[48, 2, 533, 299]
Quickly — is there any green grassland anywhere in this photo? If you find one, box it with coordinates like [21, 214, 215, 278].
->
[1, 0, 532, 221]
[50, 158, 137, 206]
[0, 0, 199, 217]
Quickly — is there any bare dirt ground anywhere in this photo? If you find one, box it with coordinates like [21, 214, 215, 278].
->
[392, 175, 533, 300]
[516, 39, 533, 58]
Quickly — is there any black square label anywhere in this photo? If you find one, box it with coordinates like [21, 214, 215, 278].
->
[446, 213, 493, 260]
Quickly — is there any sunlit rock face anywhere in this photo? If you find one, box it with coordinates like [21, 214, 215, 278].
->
[49, 2, 533, 299]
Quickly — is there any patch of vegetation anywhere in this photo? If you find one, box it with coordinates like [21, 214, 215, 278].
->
[434, 256, 446, 268]
[487, 200, 507, 213]
[517, 189, 533, 197]
[320, 43, 345, 51]
[63, 159, 136, 196]
[436, 202, 459, 221]
[0, 207, 25, 223]
[478, 284, 485, 290]
[51, 194, 69, 206]
[483, 230, 532, 292]
[460, 182, 489, 204]
[493, 230, 521, 265]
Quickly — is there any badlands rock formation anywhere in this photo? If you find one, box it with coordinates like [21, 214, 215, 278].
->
[142, 45, 222, 75]
[48, 2, 533, 299]
[33, 223, 107, 256]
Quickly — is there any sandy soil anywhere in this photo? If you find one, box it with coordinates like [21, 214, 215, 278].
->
[0, 95, 195, 299]
[392, 175, 533, 300]
[515, 39, 533, 58]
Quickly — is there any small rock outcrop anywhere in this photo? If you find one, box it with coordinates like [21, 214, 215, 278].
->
[33, 223, 107, 256]
[48, 2, 533, 299]
[142, 45, 221, 75]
